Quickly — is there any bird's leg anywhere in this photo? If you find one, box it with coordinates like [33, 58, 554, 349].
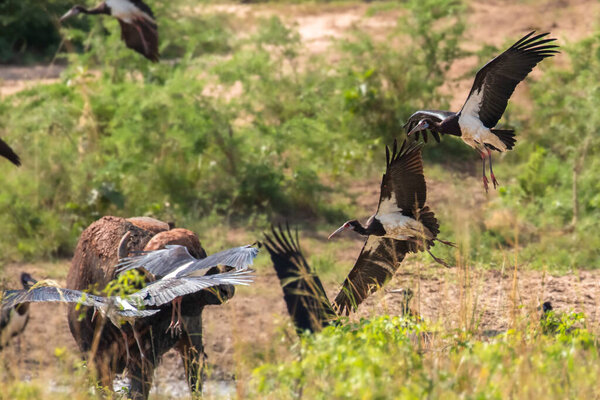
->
[131, 323, 145, 360]
[121, 330, 131, 365]
[480, 150, 489, 192]
[167, 297, 183, 336]
[167, 301, 177, 334]
[426, 249, 452, 268]
[487, 148, 499, 189]
[174, 297, 183, 335]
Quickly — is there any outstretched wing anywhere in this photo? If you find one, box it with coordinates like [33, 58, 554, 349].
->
[131, 269, 254, 307]
[334, 237, 412, 315]
[377, 139, 427, 217]
[460, 31, 558, 128]
[0, 137, 21, 166]
[404, 110, 455, 143]
[1, 286, 105, 310]
[117, 18, 159, 62]
[117, 244, 258, 279]
[263, 225, 336, 334]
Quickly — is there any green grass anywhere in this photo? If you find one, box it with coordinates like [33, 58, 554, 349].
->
[251, 314, 599, 399]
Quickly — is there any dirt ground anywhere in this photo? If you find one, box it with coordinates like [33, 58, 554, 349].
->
[2, 260, 599, 398]
[2, 0, 600, 398]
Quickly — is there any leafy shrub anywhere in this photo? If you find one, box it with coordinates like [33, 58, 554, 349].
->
[251, 315, 600, 399]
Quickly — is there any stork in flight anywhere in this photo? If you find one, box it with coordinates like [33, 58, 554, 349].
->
[328, 139, 454, 314]
[404, 31, 559, 192]
[60, 0, 159, 62]
[0, 138, 20, 166]
[116, 240, 258, 334]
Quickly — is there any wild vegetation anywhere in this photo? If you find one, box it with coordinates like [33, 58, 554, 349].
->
[0, 0, 599, 398]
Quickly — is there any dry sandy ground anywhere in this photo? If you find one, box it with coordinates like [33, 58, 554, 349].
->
[2, 0, 600, 398]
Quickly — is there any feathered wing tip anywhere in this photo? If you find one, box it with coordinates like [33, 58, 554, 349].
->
[0, 137, 21, 166]
[386, 139, 423, 170]
[263, 224, 337, 334]
[510, 31, 560, 56]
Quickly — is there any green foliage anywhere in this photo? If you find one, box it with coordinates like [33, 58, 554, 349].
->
[0, 0, 76, 63]
[0, 0, 465, 261]
[252, 315, 600, 399]
[496, 32, 600, 269]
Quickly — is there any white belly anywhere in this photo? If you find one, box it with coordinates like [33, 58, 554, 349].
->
[106, 0, 153, 23]
[1, 309, 29, 347]
[376, 213, 432, 241]
[458, 113, 506, 152]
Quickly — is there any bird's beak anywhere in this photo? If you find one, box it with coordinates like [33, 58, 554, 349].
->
[407, 120, 429, 136]
[60, 8, 79, 22]
[328, 223, 350, 240]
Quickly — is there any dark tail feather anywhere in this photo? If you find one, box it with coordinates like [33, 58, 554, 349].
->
[491, 129, 516, 150]
[264, 225, 337, 334]
[417, 206, 440, 240]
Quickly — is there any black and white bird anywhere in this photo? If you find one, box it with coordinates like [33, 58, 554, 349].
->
[0, 273, 37, 350]
[263, 225, 337, 334]
[328, 139, 453, 315]
[404, 31, 559, 191]
[60, 0, 159, 62]
[116, 243, 258, 333]
[0, 138, 21, 166]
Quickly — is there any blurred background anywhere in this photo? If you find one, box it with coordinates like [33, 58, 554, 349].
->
[0, 0, 598, 273]
[0, 0, 599, 397]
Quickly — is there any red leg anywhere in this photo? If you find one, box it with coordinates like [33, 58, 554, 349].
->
[480, 151, 489, 193]
[487, 148, 499, 189]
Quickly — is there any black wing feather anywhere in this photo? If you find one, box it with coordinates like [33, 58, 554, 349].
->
[117, 19, 159, 62]
[264, 225, 336, 334]
[461, 31, 559, 128]
[333, 237, 412, 315]
[0, 137, 21, 166]
[377, 139, 427, 215]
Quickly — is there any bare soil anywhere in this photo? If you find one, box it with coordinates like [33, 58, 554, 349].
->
[2, 0, 600, 398]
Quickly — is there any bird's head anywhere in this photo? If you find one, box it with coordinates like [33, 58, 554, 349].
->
[60, 5, 86, 22]
[328, 220, 363, 240]
[542, 301, 553, 313]
[20, 272, 37, 290]
[407, 119, 430, 136]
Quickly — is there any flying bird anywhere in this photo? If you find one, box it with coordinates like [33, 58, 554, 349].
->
[116, 242, 258, 333]
[2, 279, 159, 361]
[1, 269, 253, 359]
[404, 31, 559, 191]
[0, 137, 21, 166]
[263, 225, 337, 334]
[60, 0, 159, 62]
[0, 273, 37, 350]
[328, 139, 453, 315]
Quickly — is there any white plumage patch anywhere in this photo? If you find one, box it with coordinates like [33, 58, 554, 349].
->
[1, 309, 28, 348]
[376, 213, 432, 241]
[459, 88, 507, 152]
[106, 0, 154, 23]
[163, 261, 195, 279]
[378, 192, 401, 215]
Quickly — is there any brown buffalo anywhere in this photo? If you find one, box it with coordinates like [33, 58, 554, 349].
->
[67, 216, 233, 399]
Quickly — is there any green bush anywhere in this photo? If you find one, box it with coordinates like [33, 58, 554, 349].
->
[0, 0, 78, 63]
[251, 315, 599, 399]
